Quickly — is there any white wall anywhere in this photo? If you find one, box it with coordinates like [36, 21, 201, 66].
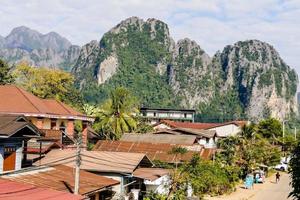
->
[209, 124, 241, 137]
[144, 175, 170, 195]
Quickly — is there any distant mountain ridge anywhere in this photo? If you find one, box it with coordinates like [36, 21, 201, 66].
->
[72, 16, 298, 121]
[0, 26, 80, 70]
[0, 19, 298, 121]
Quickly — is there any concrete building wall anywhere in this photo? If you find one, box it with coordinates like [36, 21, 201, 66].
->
[209, 124, 241, 137]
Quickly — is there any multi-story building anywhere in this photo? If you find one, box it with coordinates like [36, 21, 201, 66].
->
[140, 107, 195, 124]
[0, 85, 94, 145]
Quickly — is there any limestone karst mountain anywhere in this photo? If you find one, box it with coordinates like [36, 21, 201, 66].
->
[72, 17, 298, 121]
[0, 18, 298, 120]
[0, 26, 80, 70]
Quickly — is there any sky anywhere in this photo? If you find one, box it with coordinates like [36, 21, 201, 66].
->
[0, 0, 300, 75]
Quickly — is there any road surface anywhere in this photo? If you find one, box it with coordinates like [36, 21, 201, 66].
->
[206, 172, 292, 200]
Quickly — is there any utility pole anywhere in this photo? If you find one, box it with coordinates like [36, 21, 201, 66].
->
[74, 136, 81, 195]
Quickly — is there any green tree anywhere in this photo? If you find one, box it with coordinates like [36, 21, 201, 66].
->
[289, 141, 300, 199]
[185, 155, 239, 198]
[0, 59, 14, 84]
[166, 147, 189, 200]
[94, 87, 139, 139]
[256, 118, 282, 143]
[12, 63, 83, 109]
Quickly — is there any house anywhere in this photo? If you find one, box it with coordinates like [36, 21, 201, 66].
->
[0, 178, 83, 200]
[154, 120, 248, 138]
[0, 115, 41, 173]
[1, 165, 119, 200]
[133, 168, 170, 196]
[0, 85, 94, 145]
[93, 140, 215, 163]
[151, 128, 217, 148]
[140, 107, 195, 124]
[37, 149, 169, 199]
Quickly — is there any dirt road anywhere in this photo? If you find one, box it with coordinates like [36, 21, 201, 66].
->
[206, 172, 292, 200]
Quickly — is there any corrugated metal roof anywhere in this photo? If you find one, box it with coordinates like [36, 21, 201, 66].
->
[2, 165, 119, 196]
[170, 128, 216, 138]
[0, 114, 41, 137]
[159, 120, 247, 130]
[0, 85, 93, 121]
[93, 140, 211, 163]
[133, 168, 169, 181]
[37, 150, 152, 174]
[121, 133, 197, 145]
[0, 178, 83, 200]
[25, 141, 61, 154]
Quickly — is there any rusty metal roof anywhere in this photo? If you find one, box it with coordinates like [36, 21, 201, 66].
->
[93, 140, 212, 163]
[37, 150, 152, 174]
[170, 128, 216, 138]
[121, 133, 197, 145]
[25, 141, 61, 154]
[2, 165, 119, 196]
[133, 168, 169, 181]
[0, 114, 41, 138]
[0, 178, 83, 200]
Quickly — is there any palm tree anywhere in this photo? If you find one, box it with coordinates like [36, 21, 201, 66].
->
[95, 87, 139, 139]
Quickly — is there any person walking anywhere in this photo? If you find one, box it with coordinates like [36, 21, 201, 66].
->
[276, 172, 281, 183]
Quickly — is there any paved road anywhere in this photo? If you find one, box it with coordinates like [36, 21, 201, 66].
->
[206, 172, 292, 200]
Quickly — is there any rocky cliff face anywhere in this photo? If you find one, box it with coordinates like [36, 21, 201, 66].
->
[0, 26, 80, 71]
[72, 17, 298, 120]
[212, 40, 298, 120]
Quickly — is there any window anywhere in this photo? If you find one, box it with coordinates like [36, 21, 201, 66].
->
[51, 120, 56, 129]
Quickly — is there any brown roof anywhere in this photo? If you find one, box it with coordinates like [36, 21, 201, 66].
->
[170, 128, 216, 138]
[25, 141, 61, 154]
[93, 140, 212, 163]
[133, 168, 169, 181]
[0, 114, 41, 138]
[40, 129, 63, 140]
[0, 178, 83, 200]
[121, 133, 197, 145]
[37, 149, 152, 174]
[160, 120, 247, 130]
[2, 165, 119, 196]
[0, 85, 93, 121]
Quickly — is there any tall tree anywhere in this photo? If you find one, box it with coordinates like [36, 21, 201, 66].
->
[94, 87, 139, 139]
[12, 63, 83, 109]
[256, 118, 282, 143]
[289, 141, 300, 199]
[0, 59, 14, 84]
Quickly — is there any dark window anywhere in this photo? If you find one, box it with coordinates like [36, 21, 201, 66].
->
[51, 120, 56, 129]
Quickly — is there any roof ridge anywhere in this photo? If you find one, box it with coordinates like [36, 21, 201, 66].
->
[16, 86, 43, 113]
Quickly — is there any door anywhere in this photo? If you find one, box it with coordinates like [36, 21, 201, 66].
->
[3, 147, 16, 171]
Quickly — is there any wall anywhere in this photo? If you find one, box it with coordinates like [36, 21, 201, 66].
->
[144, 175, 170, 195]
[209, 124, 241, 137]
[0, 139, 23, 173]
[96, 172, 123, 199]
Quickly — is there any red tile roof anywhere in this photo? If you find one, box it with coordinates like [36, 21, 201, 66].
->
[0, 85, 93, 121]
[0, 178, 83, 200]
[160, 120, 247, 130]
[93, 140, 214, 163]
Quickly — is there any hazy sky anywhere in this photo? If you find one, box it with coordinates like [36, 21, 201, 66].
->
[0, 0, 299, 75]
